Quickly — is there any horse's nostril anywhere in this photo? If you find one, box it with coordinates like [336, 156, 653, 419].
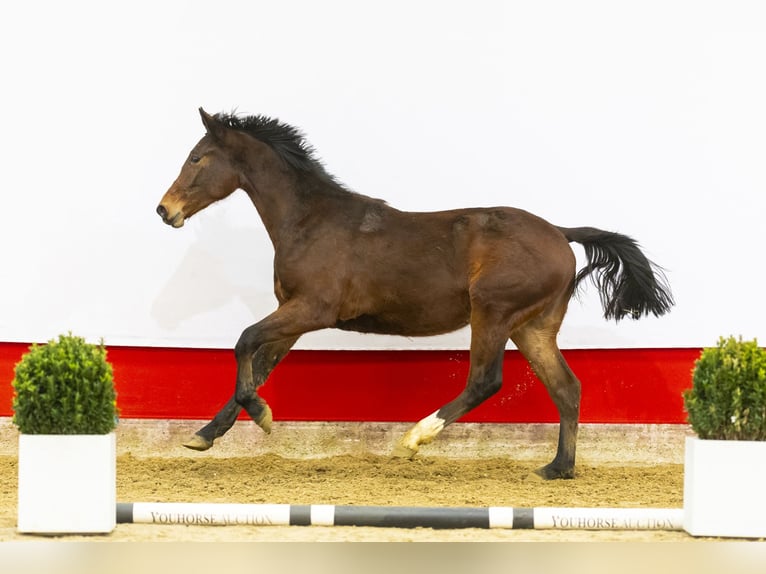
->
[156, 204, 168, 219]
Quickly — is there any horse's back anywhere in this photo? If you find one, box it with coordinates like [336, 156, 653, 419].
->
[349, 203, 575, 291]
[438, 206, 573, 268]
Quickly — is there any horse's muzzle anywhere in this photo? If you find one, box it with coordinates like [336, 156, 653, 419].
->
[156, 204, 184, 228]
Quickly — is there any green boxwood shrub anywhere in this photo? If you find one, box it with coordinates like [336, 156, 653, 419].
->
[684, 336, 766, 440]
[12, 333, 118, 434]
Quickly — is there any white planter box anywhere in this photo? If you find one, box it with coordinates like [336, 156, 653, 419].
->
[683, 436, 766, 538]
[17, 433, 116, 534]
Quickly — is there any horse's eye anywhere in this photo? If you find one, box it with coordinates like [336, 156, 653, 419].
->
[190, 154, 201, 164]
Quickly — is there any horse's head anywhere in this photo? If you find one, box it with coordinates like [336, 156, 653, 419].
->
[156, 108, 242, 228]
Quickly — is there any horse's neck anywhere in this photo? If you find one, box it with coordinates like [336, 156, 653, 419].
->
[243, 164, 346, 248]
[244, 174, 377, 259]
[239, 182, 290, 245]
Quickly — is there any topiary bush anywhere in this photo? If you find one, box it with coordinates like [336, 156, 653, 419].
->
[683, 336, 766, 440]
[12, 333, 118, 434]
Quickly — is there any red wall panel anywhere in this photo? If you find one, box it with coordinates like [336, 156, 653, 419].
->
[0, 343, 697, 423]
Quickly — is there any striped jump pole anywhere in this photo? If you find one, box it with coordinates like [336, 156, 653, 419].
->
[116, 503, 683, 530]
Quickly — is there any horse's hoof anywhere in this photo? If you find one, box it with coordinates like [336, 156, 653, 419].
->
[390, 442, 418, 459]
[256, 404, 273, 434]
[183, 434, 214, 451]
[534, 463, 575, 480]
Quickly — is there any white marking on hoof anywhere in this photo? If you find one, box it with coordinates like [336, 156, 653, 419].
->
[398, 411, 446, 453]
[256, 403, 273, 434]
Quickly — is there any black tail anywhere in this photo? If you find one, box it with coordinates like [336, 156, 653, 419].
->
[557, 226, 674, 321]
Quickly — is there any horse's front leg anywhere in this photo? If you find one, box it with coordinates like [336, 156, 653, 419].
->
[184, 396, 241, 451]
[183, 336, 299, 451]
[233, 300, 332, 430]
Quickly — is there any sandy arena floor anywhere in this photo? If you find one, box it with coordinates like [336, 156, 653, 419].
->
[0, 451, 696, 541]
[1, 418, 741, 543]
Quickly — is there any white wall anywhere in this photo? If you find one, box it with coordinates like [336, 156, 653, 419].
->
[1, 1, 764, 350]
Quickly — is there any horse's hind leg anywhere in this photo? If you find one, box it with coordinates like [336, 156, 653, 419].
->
[393, 321, 507, 458]
[183, 336, 298, 451]
[511, 324, 581, 479]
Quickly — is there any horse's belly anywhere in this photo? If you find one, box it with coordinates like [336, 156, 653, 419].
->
[334, 305, 470, 337]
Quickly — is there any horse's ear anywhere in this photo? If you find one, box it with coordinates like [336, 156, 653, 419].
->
[199, 107, 225, 141]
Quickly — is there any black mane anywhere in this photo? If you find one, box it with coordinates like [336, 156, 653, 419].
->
[213, 112, 344, 189]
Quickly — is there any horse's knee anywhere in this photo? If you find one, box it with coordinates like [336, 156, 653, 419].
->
[235, 324, 263, 361]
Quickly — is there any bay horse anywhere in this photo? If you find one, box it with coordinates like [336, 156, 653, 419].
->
[156, 108, 673, 479]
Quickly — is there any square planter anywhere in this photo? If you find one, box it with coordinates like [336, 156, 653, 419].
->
[683, 436, 766, 538]
[17, 433, 116, 534]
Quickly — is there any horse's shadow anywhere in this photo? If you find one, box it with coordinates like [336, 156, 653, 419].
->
[151, 209, 274, 333]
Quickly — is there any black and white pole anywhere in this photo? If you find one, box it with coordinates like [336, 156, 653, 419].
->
[116, 503, 683, 530]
